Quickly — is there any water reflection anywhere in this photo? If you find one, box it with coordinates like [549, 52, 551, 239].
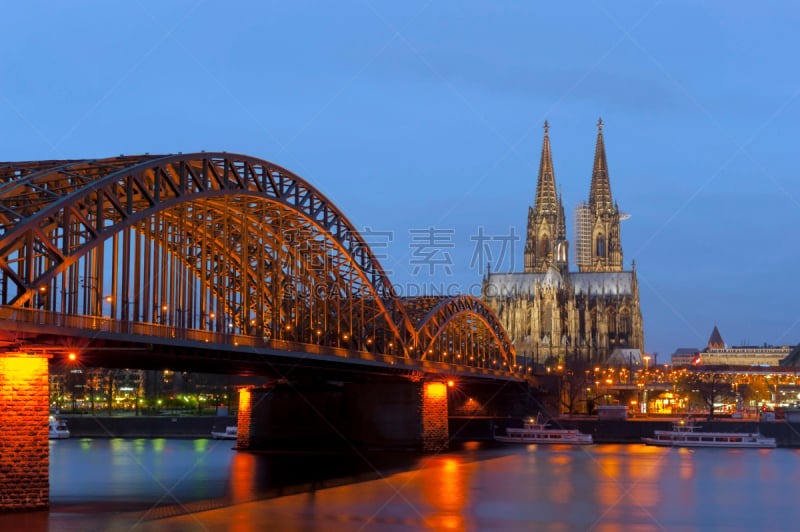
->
[420, 457, 468, 530]
[4, 441, 795, 531]
[229, 451, 257, 505]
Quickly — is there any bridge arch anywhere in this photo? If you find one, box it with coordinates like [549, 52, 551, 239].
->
[0, 153, 414, 354]
[410, 295, 516, 370]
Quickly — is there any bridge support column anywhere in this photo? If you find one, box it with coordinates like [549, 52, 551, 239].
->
[234, 379, 451, 452]
[0, 352, 50, 511]
[235, 387, 253, 449]
[421, 381, 449, 452]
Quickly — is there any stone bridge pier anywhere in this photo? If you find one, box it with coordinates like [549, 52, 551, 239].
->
[235, 376, 529, 452]
[0, 352, 50, 511]
[236, 377, 454, 453]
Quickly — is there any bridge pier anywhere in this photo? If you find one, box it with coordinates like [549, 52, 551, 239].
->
[0, 352, 50, 511]
[421, 381, 449, 452]
[235, 378, 450, 452]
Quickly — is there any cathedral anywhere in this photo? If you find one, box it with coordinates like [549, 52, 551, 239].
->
[482, 120, 644, 364]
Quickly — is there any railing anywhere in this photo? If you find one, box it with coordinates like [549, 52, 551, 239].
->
[0, 306, 520, 379]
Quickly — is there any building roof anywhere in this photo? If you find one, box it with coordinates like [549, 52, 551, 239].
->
[605, 348, 642, 366]
[708, 325, 724, 349]
[485, 270, 633, 297]
[672, 348, 699, 355]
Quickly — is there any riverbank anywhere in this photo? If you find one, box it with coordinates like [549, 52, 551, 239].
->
[556, 417, 800, 447]
[62, 415, 237, 438]
[60, 414, 800, 448]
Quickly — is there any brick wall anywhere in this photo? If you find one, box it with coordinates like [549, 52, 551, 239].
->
[421, 382, 449, 452]
[0, 353, 50, 511]
[235, 387, 253, 449]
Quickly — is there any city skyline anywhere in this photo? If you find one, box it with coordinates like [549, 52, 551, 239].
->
[3, 2, 800, 358]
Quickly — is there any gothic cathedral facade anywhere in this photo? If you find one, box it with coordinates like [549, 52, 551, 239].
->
[482, 120, 644, 364]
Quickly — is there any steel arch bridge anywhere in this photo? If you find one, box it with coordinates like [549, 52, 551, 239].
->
[0, 153, 516, 375]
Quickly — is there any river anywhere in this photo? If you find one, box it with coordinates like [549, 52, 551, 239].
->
[1, 438, 798, 531]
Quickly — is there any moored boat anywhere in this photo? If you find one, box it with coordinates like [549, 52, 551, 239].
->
[211, 425, 238, 440]
[495, 414, 593, 444]
[49, 415, 70, 439]
[642, 418, 775, 448]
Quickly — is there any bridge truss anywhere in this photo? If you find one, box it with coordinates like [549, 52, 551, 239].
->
[0, 153, 516, 372]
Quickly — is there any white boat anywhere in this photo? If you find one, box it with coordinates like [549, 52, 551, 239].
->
[211, 425, 238, 440]
[495, 415, 593, 444]
[642, 418, 776, 448]
[49, 416, 70, 439]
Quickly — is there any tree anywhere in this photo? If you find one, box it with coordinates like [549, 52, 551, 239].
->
[678, 372, 734, 418]
[559, 357, 592, 414]
[740, 377, 769, 406]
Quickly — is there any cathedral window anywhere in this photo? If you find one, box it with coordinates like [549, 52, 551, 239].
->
[596, 235, 606, 257]
[555, 242, 566, 262]
[607, 308, 617, 344]
[543, 303, 553, 335]
[540, 236, 550, 257]
[620, 308, 632, 337]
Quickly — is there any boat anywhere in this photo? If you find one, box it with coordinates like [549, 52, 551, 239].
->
[49, 415, 70, 439]
[211, 425, 238, 440]
[495, 414, 593, 444]
[642, 418, 776, 448]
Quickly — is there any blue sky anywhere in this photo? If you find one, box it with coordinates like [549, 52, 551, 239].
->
[3, 1, 800, 359]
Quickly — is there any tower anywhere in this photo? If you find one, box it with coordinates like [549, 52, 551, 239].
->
[573, 201, 591, 270]
[708, 325, 724, 349]
[586, 118, 623, 272]
[524, 121, 569, 273]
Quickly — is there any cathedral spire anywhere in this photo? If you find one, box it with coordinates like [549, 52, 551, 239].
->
[534, 120, 558, 216]
[589, 117, 613, 213]
[557, 187, 567, 240]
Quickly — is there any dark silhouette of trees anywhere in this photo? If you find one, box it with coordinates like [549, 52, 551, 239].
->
[559, 357, 592, 414]
[678, 372, 734, 418]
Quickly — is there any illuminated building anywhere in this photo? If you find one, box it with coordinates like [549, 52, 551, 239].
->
[483, 120, 644, 363]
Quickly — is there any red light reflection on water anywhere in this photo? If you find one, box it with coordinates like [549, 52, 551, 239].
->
[420, 456, 469, 530]
[229, 452, 257, 505]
